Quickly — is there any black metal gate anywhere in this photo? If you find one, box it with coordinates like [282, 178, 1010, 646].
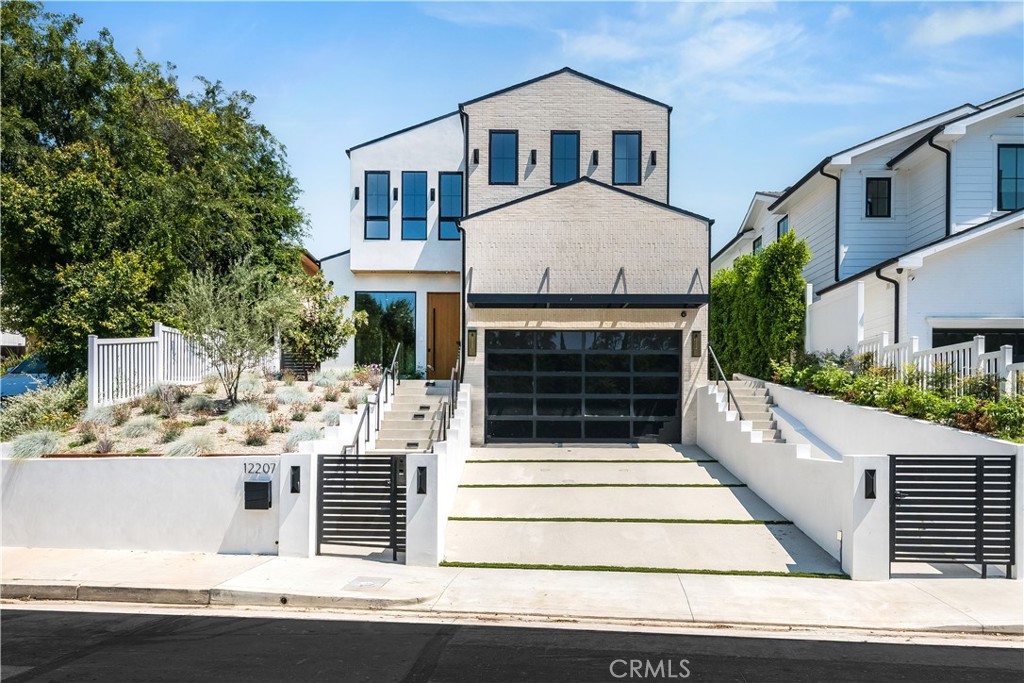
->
[890, 454, 1016, 577]
[317, 453, 406, 560]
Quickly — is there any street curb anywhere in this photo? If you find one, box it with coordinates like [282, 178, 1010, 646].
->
[209, 588, 438, 609]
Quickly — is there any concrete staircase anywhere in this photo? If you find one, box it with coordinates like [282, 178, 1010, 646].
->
[372, 380, 452, 452]
[715, 380, 784, 443]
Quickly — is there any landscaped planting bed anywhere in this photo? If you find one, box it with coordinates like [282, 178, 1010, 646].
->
[5, 367, 380, 458]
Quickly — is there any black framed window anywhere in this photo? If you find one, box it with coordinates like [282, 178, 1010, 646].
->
[354, 291, 416, 376]
[489, 131, 518, 185]
[997, 144, 1024, 211]
[551, 131, 580, 184]
[753, 236, 763, 254]
[777, 215, 789, 238]
[401, 171, 427, 240]
[438, 172, 462, 240]
[865, 177, 891, 218]
[612, 131, 641, 185]
[364, 171, 390, 240]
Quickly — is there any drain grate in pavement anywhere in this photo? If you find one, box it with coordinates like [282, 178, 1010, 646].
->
[343, 576, 390, 591]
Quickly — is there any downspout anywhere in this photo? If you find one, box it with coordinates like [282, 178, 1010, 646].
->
[818, 164, 842, 282]
[456, 220, 467, 383]
[874, 268, 900, 343]
[927, 135, 951, 236]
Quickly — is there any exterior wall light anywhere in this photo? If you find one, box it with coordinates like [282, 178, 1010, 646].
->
[591, 150, 599, 165]
[691, 330, 702, 357]
[392, 187, 398, 201]
[354, 187, 360, 200]
[473, 148, 480, 164]
[430, 188, 435, 201]
[529, 149, 537, 165]
[650, 150, 657, 166]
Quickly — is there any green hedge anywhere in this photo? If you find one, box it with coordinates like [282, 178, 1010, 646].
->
[710, 232, 810, 378]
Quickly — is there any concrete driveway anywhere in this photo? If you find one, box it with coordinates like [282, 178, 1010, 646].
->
[445, 444, 842, 576]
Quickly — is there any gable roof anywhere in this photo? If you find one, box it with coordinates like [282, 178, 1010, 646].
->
[345, 111, 459, 157]
[458, 67, 672, 112]
[459, 176, 710, 224]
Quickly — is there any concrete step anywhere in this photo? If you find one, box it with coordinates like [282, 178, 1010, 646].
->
[381, 419, 443, 432]
[377, 427, 439, 442]
[750, 420, 777, 430]
[758, 429, 783, 442]
[382, 409, 442, 422]
[373, 439, 433, 452]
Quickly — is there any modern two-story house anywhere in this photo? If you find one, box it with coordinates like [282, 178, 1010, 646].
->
[712, 90, 1024, 361]
[322, 68, 712, 445]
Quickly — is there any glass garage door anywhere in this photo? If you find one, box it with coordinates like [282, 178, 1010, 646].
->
[485, 330, 682, 443]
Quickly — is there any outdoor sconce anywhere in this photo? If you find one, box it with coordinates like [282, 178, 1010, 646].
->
[417, 466, 427, 494]
[430, 188, 435, 201]
[529, 149, 537, 165]
[392, 187, 398, 201]
[591, 150, 599, 165]
[354, 187, 360, 200]
[650, 150, 657, 166]
[472, 148, 480, 164]
[691, 330, 702, 357]
[290, 466, 301, 494]
[467, 329, 478, 357]
[865, 470, 876, 499]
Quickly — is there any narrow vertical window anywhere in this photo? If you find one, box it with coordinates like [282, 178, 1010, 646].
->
[997, 144, 1023, 211]
[777, 215, 789, 238]
[439, 172, 463, 240]
[865, 178, 891, 218]
[365, 171, 390, 239]
[550, 131, 580, 184]
[489, 131, 518, 185]
[401, 171, 427, 240]
[613, 131, 641, 185]
[753, 236, 763, 254]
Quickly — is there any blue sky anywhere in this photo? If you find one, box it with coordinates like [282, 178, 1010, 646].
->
[63, 1, 1024, 256]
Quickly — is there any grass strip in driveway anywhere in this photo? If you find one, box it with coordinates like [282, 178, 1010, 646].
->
[458, 483, 748, 488]
[448, 517, 792, 525]
[464, 459, 714, 464]
[438, 561, 847, 579]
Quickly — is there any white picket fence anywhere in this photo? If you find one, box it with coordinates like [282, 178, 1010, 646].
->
[856, 332, 1020, 396]
[87, 322, 281, 408]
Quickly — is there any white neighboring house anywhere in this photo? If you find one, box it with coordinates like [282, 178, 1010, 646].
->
[712, 90, 1024, 362]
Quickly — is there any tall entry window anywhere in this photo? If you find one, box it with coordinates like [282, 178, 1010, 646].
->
[401, 171, 427, 240]
[998, 144, 1023, 211]
[551, 131, 580, 184]
[439, 172, 462, 240]
[489, 131, 518, 185]
[354, 292, 417, 377]
[365, 171, 390, 240]
[613, 131, 641, 185]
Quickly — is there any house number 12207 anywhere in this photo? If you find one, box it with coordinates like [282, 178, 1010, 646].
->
[243, 462, 276, 475]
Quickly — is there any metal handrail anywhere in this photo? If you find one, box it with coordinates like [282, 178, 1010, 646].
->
[343, 343, 401, 456]
[707, 344, 744, 421]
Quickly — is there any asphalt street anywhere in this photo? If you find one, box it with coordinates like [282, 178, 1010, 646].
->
[1, 608, 1021, 683]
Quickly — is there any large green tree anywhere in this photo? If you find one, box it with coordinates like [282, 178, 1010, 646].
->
[1, 2, 307, 374]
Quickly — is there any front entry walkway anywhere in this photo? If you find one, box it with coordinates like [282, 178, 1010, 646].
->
[444, 444, 842, 576]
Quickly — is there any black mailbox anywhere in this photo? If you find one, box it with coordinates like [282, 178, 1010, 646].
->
[245, 479, 273, 510]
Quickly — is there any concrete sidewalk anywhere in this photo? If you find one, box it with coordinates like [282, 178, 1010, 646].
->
[3, 547, 1022, 635]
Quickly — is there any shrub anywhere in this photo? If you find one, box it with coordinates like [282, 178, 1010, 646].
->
[345, 393, 359, 410]
[264, 382, 276, 395]
[140, 396, 161, 415]
[9, 430, 61, 458]
[122, 416, 159, 438]
[0, 375, 87, 440]
[310, 398, 324, 413]
[238, 375, 265, 402]
[82, 405, 117, 426]
[270, 414, 290, 433]
[323, 409, 343, 427]
[291, 403, 307, 422]
[218, 425, 228, 435]
[111, 403, 132, 425]
[243, 423, 270, 446]
[145, 383, 183, 418]
[166, 433, 217, 457]
[266, 399, 280, 412]
[368, 374, 382, 391]
[159, 421, 185, 443]
[276, 386, 306, 405]
[323, 386, 341, 402]
[95, 433, 115, 454]
[191, 416, 210, 427]
[984, 396, 1024, 441]
[311, 371, 337, 388]
[76, 421, 98, 444]
[338, 380, 352, 393]
[353, 365, 371, 385]
[201, 374, 220, 394]
[282, 369, 297, 386]
[960, 373, 1000, 402]
[285, 425, 322, 451]
[182, 394, 215, 415]
[227, 403, 269, 425]
[809, 362, 853, 395]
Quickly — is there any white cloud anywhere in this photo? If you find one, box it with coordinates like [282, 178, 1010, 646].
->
[827, 5, 852, 26]
[909, 3, 1024, 47]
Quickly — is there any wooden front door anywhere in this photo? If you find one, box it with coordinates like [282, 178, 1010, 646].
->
[427, 292, 460, 380]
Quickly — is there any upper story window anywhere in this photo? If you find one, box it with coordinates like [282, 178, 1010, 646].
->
[865, 177, 891, 218]
[550, 131, 580, 184]
[365, 171, 390, 240]
[439, 172, 462, 241]
[489, 131, 518, 185]
[401, 171, 427, 240]
[753, 236, 763, 254]
[997, 144, 1023, 211]
[777, 215, 789, 238]
[613, 131, 641, 185]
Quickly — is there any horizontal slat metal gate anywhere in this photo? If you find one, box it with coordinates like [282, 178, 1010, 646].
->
[890, 454, 1016, 578]
[317, 453, 406, 560]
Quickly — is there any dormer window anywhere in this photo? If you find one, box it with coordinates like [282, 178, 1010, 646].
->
[777, 215, 789, 238]
[998, 144, 1023, 211]
[364, 171, 390, 240]
[753, 236, 763, 254]
[865, 177, 891, 218]
[489, 131, 518, 185]
[613, 131, 641, 185]
[551, 131, 580, 184]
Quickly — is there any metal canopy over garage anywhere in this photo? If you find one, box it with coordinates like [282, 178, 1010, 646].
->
[484, 330, 682, 443]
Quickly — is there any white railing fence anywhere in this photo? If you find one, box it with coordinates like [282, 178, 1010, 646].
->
[856, 333, 1018, 397]
[88, 322, 281, 408]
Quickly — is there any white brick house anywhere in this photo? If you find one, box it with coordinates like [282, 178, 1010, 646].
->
[323, 68, 712, 444]
[711, 90, 1024, 360]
